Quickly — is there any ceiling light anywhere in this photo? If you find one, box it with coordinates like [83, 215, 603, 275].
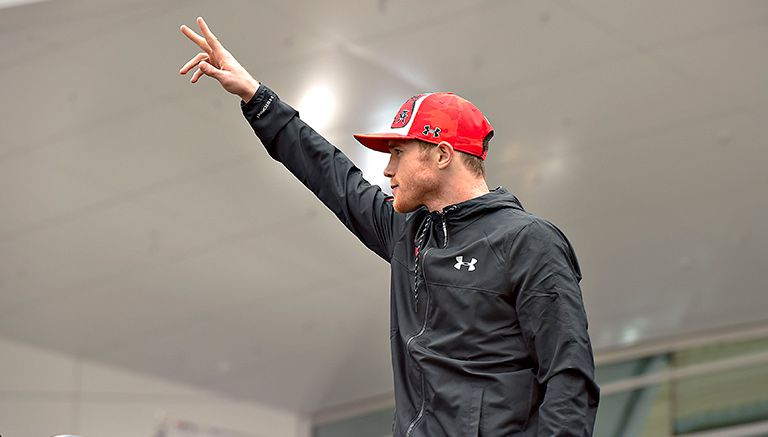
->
[298, 85, 335, 130]
[0, 0, 50, 9]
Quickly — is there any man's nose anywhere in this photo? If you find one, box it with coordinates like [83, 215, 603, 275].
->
[383, 158, 395, 178]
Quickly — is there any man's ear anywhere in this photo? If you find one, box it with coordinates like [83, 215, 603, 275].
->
[435, 141, 455, 170]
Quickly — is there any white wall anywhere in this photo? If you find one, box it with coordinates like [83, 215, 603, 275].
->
[0, 336, 311, 437]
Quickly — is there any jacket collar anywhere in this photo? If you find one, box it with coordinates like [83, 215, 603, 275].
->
[431, 187, 525, 221]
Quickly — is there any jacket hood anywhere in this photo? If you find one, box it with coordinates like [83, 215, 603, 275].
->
[439, 187, 524, 222]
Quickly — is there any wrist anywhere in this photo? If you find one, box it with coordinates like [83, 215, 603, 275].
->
[239, 79, 260, 103]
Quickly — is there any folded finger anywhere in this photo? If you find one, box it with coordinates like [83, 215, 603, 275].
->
[191, 67, 204, 83]
[180, 24, 211, 53]
[197, 17, 225, 52]
[179, 52, 209, 74]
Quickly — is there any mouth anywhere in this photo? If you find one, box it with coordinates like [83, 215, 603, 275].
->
[391, 184, 399, 195]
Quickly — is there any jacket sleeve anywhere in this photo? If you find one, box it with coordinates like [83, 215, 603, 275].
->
[240, 85, 399, 261]
[508, 219, 600, 436]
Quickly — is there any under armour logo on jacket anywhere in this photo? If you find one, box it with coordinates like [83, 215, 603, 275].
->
[454, 256, 477, 271]
[423, 125, 441, 138]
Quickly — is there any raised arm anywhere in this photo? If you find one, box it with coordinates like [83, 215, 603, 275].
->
[178, 18, 400, 260]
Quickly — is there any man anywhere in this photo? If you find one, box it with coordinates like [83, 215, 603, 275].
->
[179, 17, 599, 436]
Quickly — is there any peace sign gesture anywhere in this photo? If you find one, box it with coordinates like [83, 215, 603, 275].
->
[179, 17, 260, 102]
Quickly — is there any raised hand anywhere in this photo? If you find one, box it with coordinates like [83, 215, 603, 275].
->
[179, 17, 260, 102]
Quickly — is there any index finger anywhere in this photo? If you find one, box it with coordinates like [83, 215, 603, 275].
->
[197, 16, 225, 52]
[180, 24, 211, 54]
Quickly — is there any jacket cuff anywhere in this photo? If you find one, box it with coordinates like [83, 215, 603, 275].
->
[241, 85, 299, 153]
[240, 84, 265, 111]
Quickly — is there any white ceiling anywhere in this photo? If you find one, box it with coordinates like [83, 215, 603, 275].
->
[1, 0, 767, 414]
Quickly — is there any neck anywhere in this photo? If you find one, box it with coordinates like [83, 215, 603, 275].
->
[425, 177, 490, 212]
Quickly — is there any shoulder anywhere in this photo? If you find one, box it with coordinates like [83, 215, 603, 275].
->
[506, 214, 582, 281]
[482, 207, 563, 246]
[516, 215, 569, 245]
[485, 209, 575, 264]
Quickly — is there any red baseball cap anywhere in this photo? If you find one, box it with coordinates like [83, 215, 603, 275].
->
[353, 92, 494, 160]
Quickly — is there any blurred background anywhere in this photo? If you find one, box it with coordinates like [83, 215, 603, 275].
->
[1, 0, 767, 436]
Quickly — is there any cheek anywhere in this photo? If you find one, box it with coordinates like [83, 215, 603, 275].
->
[402, 160, 424, 179]
[410, 166, 437, 190]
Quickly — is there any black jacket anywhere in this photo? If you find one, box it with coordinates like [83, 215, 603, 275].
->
[242, 85, 600, 436]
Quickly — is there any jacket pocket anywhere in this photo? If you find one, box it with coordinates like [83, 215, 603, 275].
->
[481, 370, 536, 435]
[428, 383, 485, 437]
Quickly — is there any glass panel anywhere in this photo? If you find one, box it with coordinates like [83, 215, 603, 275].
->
[595, 383, 672, 437]
[673, 363, 768, 434]
[675, 337, 768, 366]
[314, 408, 394, 437]
[596, 358, 656, 385]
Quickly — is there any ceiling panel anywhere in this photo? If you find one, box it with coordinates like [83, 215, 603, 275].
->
[649, 21, 768, 107]
[557, 0, 768, 48]
[478, 51, 736, 168]
[91, 272, 391, 411]
[261, 0, 491, 44]
[506, 101, 768, 225]
[558, 106, 768, 347]
[0, 46, 135, 159]
[355, 0, 632, 97]
[0, 153, 107, 237]
[0, 201, 214, 314]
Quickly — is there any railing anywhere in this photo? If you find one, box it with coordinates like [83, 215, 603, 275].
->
[596, 322, 768, 437]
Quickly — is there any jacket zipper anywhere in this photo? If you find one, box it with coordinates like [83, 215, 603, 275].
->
[405, 374, 426, 437]
[405, 210, 452, 435]
[439, 206, 456, 248]
[441, 214, 448, 248]
[413, 215, 432, 312]
[405, 247, 433, 437]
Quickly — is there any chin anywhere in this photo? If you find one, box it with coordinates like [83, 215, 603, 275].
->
[393, 197, 420, 214]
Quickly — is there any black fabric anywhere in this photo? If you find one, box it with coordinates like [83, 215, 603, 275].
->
[242, 85, 600, 436]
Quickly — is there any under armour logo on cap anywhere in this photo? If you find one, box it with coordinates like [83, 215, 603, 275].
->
[423, 125, 441, 138]
[454, 256, 477, 271]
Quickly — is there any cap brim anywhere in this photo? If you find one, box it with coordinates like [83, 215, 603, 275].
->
[353, 133, 415, 153]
